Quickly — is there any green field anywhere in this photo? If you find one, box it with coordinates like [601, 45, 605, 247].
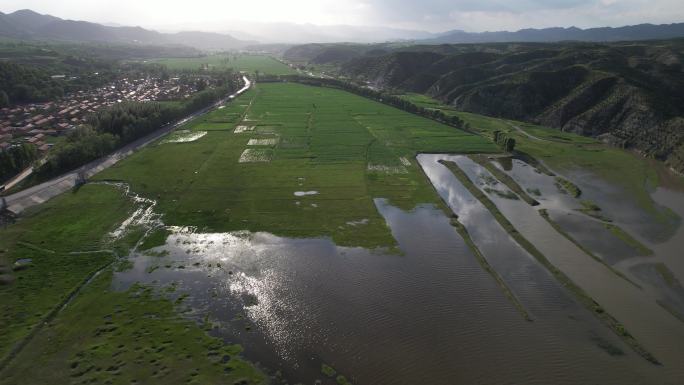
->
[96, 82, 494, 248]
[149, 54, 297, 75]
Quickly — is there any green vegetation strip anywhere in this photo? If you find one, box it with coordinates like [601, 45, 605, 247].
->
[577, 200, 612, 222]
[655, 263, 680, 288]
[538, 209, 641, 290]
[657, 300, 684, 324]
[449, 216, 532, 321]
[555, 176, 582, 198]
[604, 224, 654, 256]
[413, 161, 532, 321]
[469, 154, 539, 206]
[440, 160, 661, 365]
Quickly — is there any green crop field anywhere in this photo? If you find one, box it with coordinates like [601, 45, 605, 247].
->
[149, 54, 297, 75]
[96, 82, 495, 248]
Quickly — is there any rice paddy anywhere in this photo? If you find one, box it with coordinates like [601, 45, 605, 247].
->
[94, 82, 495, 248]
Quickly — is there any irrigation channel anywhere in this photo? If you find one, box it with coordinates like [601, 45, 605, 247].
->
[104, 153, 684, 385]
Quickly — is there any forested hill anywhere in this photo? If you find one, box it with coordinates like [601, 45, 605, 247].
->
[424, 23, 684, 44]
[0, 9, 253, 50]
[286, 40, 684, 173]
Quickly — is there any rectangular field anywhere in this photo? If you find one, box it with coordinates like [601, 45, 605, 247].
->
[149, 54, 297, 75]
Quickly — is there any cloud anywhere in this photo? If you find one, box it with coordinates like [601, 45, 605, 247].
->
[356, 0, 684, 31]
[1, 0, 683, 33]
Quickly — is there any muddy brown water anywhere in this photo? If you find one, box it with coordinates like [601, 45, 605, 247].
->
[436, 154, 684, 378]
[492, 156, 684, 330]
[112, 155, 679, 384]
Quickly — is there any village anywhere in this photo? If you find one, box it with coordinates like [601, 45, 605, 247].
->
[0, 76, 200, 154]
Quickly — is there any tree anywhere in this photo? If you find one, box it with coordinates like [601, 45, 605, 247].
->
[0, 90, 8, 107]
[195, 79, 208, 92]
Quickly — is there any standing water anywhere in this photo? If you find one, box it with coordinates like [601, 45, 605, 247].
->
[112, 171, 674, 384]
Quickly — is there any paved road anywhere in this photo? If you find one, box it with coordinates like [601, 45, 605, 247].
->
[4, 76, 251, 214]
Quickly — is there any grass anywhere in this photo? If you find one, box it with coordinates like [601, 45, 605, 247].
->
[0, 270, 265, 385]
[654, 263, 680, 288]
[604, 224, 654, 256]
[149, 54, 297, 75]
[469, 154, 539, 206]
[441, 160, 660, 365]
[95, 82, 495, 248]
[321, 363, 336, 377]
[0, 182, 265, 382]
[555, 177, 582, 198]
[483, 187, 520, 200]
[577, 200, 612, 222]
[0, 184, 132, 364]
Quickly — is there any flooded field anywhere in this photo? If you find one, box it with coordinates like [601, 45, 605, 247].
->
[485, 156, 684, 322]
[113, 184, 677, 384]
[420, 154, 684, 375]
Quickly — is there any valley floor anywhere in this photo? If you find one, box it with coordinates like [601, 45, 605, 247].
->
[2, 79, 684, 385]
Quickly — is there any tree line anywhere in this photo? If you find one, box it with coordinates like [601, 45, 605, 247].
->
[0, 61, 65, 107]
[37, 77, 241, 178]
[0, 143, 38, 183]
[493, 130, 516, 152]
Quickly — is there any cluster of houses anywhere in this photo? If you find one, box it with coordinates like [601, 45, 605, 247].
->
[0, 76, 198, 154]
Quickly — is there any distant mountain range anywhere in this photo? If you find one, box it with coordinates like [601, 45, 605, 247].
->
[425, 23, 684, 44]
[3, 9, 684, 48]
[0, 9, 254, 50]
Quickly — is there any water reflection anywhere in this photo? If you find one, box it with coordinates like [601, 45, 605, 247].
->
[424, 154, 684, 374]
[112, 161, 676, 384]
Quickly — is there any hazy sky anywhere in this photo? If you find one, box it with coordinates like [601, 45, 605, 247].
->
[2, 0, 684, 32]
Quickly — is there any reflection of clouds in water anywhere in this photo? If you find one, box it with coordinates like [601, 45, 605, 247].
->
[165, 230, 322, 361]
[418, 154, 479, 222]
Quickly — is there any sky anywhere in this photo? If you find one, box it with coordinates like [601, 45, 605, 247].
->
[2, 0, 684, 33]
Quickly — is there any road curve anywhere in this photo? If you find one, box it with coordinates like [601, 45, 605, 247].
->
[3, 76, 252, 214]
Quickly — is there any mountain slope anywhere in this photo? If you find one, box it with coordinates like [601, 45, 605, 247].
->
[427, 23, 684, 44]
[329, 41, 684, 172]
[0, 9, 252, 50]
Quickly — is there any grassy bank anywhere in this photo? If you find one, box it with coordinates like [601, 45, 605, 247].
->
[604, 224, 654, 256]
[0, 184, 132, 364]
[538, 209, 642, 289]
[441, 160, 661, 365]
[469, 154, 539, 206]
